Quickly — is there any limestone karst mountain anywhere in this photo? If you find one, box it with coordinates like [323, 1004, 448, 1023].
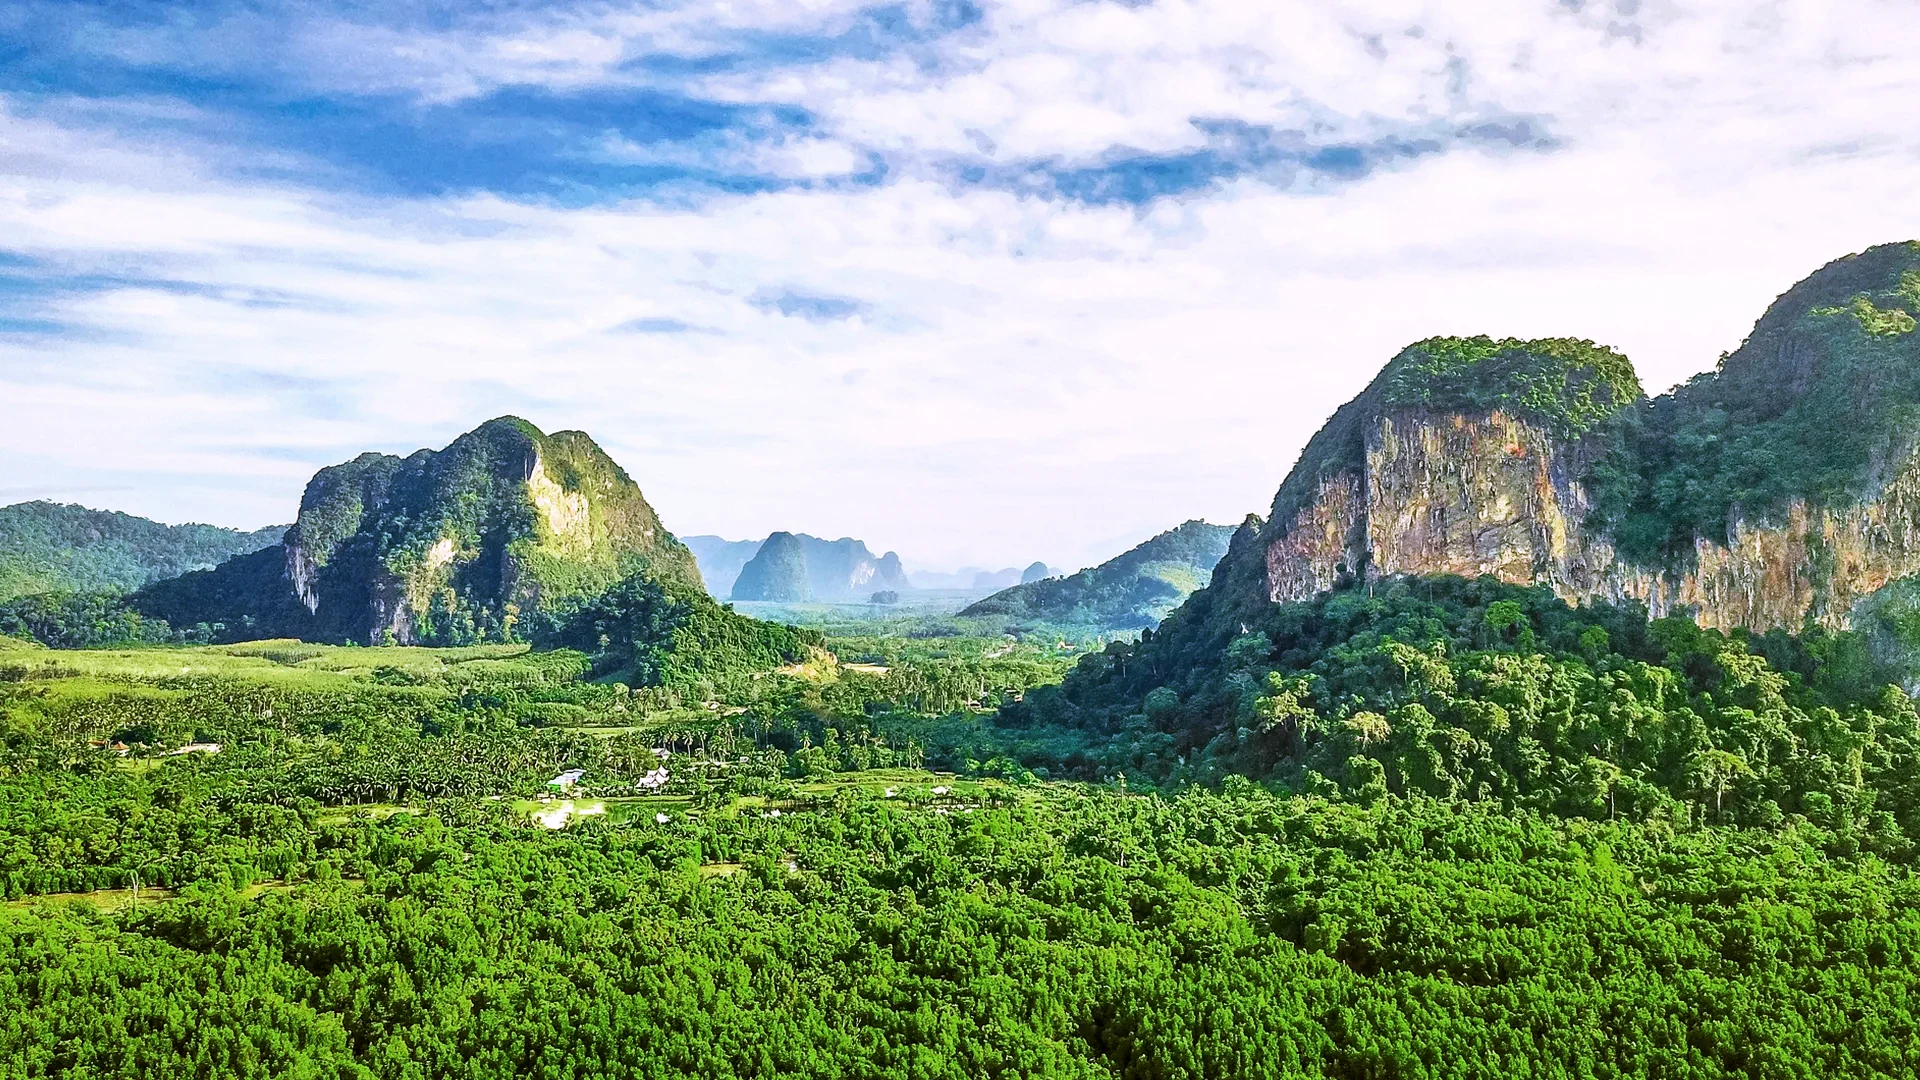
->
[137, 417, 702, 644]
[1140, 241, 1920, 669]
[729, 532, 813, 602]
[727, 532, 912, 602]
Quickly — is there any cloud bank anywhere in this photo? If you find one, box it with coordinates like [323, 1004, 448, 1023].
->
[2, 0, 1918, 570]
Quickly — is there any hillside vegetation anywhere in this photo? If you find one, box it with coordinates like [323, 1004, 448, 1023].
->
[961, 520, 1233, 632]
[0, 501, 284, 601]
[6, 599, 1920, 1076]
[1590, 241, 1920, 561]
[132, 418, 705, 646]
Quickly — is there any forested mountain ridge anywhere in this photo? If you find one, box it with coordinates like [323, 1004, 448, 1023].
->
[0, 501, 284, 600]
[1230, 241, 1920, 638]
[135, 418, 705, 645]
[961, 519, 1233, 631]
[1034, 242, 1920, 791]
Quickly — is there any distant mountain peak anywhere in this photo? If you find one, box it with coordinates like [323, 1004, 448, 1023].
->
[726, 531, 912, 602]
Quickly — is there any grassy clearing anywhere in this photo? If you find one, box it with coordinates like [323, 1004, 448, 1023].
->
[5, 886, 179, 914]
[794, 768, 1011, 800]
[512, 795, 695, 829]
[6, 639, 539, 692]
[316, 805, 424, 826]
[222, 640, 528, 672]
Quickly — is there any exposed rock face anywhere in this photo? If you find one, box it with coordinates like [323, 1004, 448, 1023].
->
[283, 452, 401, 615]
[139, 417, 701, 644]
[1237, 242, 1920, 636]
[1262, 358, 1920, 633]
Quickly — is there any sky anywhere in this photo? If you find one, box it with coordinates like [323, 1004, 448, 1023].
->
[1, 1, 1917, 573]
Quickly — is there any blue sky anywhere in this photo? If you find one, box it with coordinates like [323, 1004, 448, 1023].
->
[2, 0, 1917, 571]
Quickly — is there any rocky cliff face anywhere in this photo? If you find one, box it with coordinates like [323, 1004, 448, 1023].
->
[1264, 406, 1920, 632]
[139, 417, 701, 645]
[1251, 242, 1920, 635]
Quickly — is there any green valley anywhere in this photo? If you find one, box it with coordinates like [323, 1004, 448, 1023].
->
[11, 242, 1920, 1078]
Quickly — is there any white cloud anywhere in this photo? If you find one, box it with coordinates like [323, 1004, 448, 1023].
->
[2, 1, 1919, 572]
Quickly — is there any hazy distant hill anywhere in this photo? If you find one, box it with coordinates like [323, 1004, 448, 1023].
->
[961, 520, 1234, 631]
[906, 564, 1050, 591]
[0, 501, 285, 601]
[684, 535, 763, 595]
[972, 567, 1022, 592]
[729, 532, 911, 602]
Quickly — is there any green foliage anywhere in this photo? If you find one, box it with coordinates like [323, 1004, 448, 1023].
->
[278, 452, 399, 571]
[0, 502, 283, 602]
[7, 612, 1920, 1075]
[130, 547, 314, 645]
[1041, 574, 1920, 841]
[1590, 242, 1920, 562]
[538, 573, 822, 695]
[130, 418, 705, 647]
[962, 520, 1234, 632]
[6, 745, 1920, 1076]
[0, 592, 177, 648]
[1814, 296, 1918, 337]
[1383, 335, 1642, 437]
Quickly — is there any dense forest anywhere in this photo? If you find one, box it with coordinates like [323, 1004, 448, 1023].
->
[8, 567, 1920, 1075]
[0, 501, 284, 602]
[9, 245, 1920, 1076]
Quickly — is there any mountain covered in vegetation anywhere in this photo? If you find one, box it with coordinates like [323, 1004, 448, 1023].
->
[962, 519, 1233, 631]
[0, 501, 284, 601]
[728, 532, 910, 602]
[136, 418, 707, 646]
[1237, 242, 1920, 638]
[18, 245, 1920, 1080]
[1035, 241, 1920, 776]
